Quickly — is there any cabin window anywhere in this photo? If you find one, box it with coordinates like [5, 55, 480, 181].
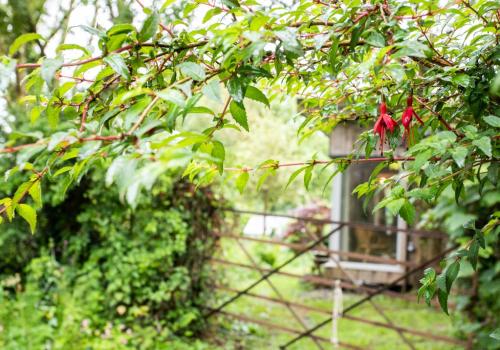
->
[340, 162, 399, 261]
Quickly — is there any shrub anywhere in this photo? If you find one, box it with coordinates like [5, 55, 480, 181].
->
[0, 169, 222, 349]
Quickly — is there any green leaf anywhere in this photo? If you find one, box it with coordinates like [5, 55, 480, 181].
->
[235, 172, 249, 194]
[229, 101, 249, 131]
[122, 97, 151, 128]
[386, 63, 405, 82]
[239, 66, 273, 79]
[490, 328, 500, 341]
[422, 282, 436, 306]
[78, 25, 107, 39]
[445, 260, 460, 293]
[256, 168, 276, 191]
[41, 57, 64, 87]
[95, 66, 115, 82]
[408, 187, 436, 201]
[53, 166, 72, 177]
[13, 182, 32, 205]
[16, 203, 37, 234]
[212, 141, 225, 174]
[386, 198, 405, 216]
[203, 7, 222, 23]
[106, 156, 125, 187]
[103, 54, 130, 80]
[105, 156, 138, 201]
[373, 196, 393, 213]
[399, 201, 416, 225]
[0, 198, 14, 221]
[157, 88, 186, 107]
[202, 80, 222, 103]
[412, 150, 432, 171]
[350, 23, 364, 50]
[483, 115, 500, 128]
[421, 267, 436, 284]
[9, 33, 44, 56]
[323, 162, 347, 193]
[188, 106, 214, 115]
[46, 102, 61, 129]
[472, 136, 492, 157]
[108, 23, 136, 36]
[437, 289, 449, 315]
[417, 284, 426, 303]
[436, 272, 446, 292]
[468, 239, 479, 270]
[56, 43, 90, 55]
[303, 165, 313, 190]
[393, 40, 429, 58]
[365, 31, 385, 48]
[286, 166, 307, 189]
[452, 74, 470, 87]
[28, 180, 42, 209]
[245, 86, 270, 107]
[368, 161, 388, 184]
[160, 0, 176, 10]
[178, 62, 206, 81]
[222, 0, 240, 8]
[451, 146, 468, 167]
[276, 29, 303, 56]
[138, 12, 159, 42]
[227, 78, 246, 103]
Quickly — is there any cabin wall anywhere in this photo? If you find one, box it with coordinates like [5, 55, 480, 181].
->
[329, 122, 366, 157]
[406, 236, 447, 285]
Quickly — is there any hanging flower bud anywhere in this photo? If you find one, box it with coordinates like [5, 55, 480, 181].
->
[373, 102, 398, 154]
[401, 95, 423, 145]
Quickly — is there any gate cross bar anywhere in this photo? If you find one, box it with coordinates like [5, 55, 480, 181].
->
[279, 244, 459, 349]
[204, 224, 345, 318]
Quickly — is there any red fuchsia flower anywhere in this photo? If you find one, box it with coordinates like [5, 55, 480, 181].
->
[373, 102, 398, 154]
[401, 95, 423, 145]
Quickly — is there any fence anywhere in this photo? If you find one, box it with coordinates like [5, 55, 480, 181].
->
[204, 208, 468, 350]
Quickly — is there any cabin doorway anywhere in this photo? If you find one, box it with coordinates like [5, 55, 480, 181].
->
[328, 162, 407, 279]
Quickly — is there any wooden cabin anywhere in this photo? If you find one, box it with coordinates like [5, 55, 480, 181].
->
[324, 121, 445, 285]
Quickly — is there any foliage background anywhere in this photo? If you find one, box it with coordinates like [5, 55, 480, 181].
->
[185, 96, 330, 210]
[0, 166, 222, 349]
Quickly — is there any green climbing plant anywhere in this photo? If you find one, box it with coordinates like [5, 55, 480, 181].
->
[0, 0, 499, 346]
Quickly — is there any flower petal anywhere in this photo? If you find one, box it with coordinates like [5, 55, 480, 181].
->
[379, 102, 387, 114]
[402, 108, 412, 128]
[382, 113, 397, 132]
[373, 116, 384, 134]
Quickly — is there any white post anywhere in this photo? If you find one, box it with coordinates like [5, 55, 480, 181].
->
[331, 279, 343, 347]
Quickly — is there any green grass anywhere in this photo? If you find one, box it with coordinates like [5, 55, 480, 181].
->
[211, 239, 464, 350]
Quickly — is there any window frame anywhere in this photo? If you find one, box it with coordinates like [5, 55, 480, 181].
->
[327, 168, 407, 273]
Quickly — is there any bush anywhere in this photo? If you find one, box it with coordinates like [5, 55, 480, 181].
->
[0, 169, 222, 349]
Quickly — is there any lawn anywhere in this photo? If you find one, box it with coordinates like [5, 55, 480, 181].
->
[210, 239, 464, 350]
